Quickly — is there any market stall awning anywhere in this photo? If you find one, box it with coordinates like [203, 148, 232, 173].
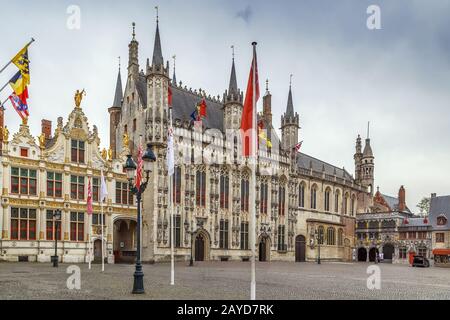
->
[432, 249, 450, 255]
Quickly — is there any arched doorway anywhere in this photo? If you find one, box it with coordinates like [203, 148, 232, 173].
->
[295, 235, 306, 262]
[113, 218, 137, 263]
[258, 236, 270, 262]
[358, 247, 367, 262]
[383, 243, 394, 261]
[369, 247, 379, 262]
[195, 233, 205, 261]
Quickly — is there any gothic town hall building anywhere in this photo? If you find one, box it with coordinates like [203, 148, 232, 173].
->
[108, 19, 374, 263]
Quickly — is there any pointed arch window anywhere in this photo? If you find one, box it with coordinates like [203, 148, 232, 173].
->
[327, 227, 336, 245]
[196, 170, 206, 207]
[334, 191, 340, 213]
[278, 185, 286, 216]
[220, 174, 230, 209]
[173, 167, 182, 204]
[299, 183, 305, 208]
[324, 188, 331, 212]
[344, 193, 349, 215]
[241, 178, 250, 212]
[260, 181, 268, 214]
[351, 195, 356, 216]
[317, 226, 324, 245]
[338, 228, 344, 246]
[311, 185, 317, 209]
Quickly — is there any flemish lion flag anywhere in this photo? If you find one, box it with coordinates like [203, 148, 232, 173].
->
[12, 45, 30, 85]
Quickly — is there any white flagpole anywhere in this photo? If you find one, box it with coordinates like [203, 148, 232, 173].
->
[250, 42, 257, 300]
[101, 200, 104, 272]
[169, 105, 175, 286]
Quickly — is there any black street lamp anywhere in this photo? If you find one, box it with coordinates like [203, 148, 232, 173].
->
[314, 229, 321, 265]
[123, 143, 156, 294]
[51, 209, 62, 267]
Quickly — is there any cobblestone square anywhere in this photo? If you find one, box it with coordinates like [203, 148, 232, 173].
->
[1, 261, 449, 300]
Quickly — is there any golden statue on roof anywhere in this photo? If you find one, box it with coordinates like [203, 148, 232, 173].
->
[74, 89, 86, 108]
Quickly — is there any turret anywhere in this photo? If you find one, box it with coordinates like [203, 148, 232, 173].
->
[223, 46, 243, 130]
[360, 122, 375, 194]
[354, 134, 362, 183]
[128, 22, 139, 79]
[262, 79, 272, 125]
[281, 76, 299, 151]
[108, 63, 123, 158]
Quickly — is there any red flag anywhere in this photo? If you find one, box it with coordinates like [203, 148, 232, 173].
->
[199, 98, 207, 117]
[9, 93, 29, 120]
[136, 142, 143, 190]
[240, 44, 260, 157]
[168, 86, 173, 107]
[87, 177, 93, 215]
[295, 141, 303, 153]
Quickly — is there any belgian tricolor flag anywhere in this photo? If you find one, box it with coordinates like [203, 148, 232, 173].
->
[9, 71, 29, 105]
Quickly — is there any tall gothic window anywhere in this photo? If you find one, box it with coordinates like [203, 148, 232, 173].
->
[173, 167, 182, 204]
[344, 193, 349, 215]
[278, 185, 286, 216]
[220, 174, 230, 209]
[260, 182, 268, 214]
[71, 139, 85, 163]
[241, 178, 250, 212]
[173, 215, 181, 248]
[311, 185, 317, 209]
[334, 190, 340, 213]
[277, 225, 286, 251]
[351, 195, 356, 216]
[327, 227, 336, 245]
[196, 170, 206, 207]
[240, 222, 249, 250]
[10, 208, 36, 240]
[219, 219, 229, 249]
[299, 183, 305, 208]
[318, 226, 324, 245]
[338, 228, 344, 246]
[324, 188, 331, 212]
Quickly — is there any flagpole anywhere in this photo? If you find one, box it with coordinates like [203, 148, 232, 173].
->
[101, 201, 105, 272]
[88, 215, 92, 270]
[0, 38, 35, 75]
[169, 104, 175, 286]
[250, 42, 258, 301]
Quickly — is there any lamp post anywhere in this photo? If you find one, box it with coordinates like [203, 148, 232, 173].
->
[314, 229, 321, 265]
[52, 209, 62, 267]
[184, 220, 195, 267]
[123, 143, 156, 294]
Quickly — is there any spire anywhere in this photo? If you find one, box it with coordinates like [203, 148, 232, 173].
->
[228, 45, 238, 94]
[172, 55, 177, 85]
[128, 22, 139, 77]
[363, 122, 373, 157]
[112, 60, 123, 108]
[152, 6, 164, 67]
[286, 74, 294, 117]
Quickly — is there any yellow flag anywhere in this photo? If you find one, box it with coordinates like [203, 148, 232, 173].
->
[11, 45, 30, 85]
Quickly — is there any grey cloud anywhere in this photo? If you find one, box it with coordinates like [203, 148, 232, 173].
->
[236, 5, 252, 23]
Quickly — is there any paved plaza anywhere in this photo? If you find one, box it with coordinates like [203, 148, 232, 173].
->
[0, 261, 449, 300]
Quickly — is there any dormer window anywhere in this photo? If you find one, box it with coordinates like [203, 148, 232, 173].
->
[71, 139, 85, 163]
[437, 215, 447, 226]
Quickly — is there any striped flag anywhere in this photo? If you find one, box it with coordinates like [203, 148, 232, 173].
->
[87, 177, 93, 215]
[9, 92, 29, 120]
[135, 143, 143, 189]
[167, 127, 174, 176]
[295, 141, 303, 153]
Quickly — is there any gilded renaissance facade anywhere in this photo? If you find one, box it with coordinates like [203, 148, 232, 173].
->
[0, 102, 137, 263]
[108, 18, 374, 263]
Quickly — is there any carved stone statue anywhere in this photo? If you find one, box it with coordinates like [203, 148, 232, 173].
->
[123, 132, 129, 148]
[101, 148, 107, 160]
[74, 89, 86, 108]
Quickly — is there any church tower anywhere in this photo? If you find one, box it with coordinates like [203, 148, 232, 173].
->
[360, 123, 375, 194]
[262, 79, 272, 126]
[354, 134, 362, 183]
[128, 22, 139, 80]
[223, 48, 243, 130]
[146, 13, 170, 147]
[281, 77, 299, 151]
[108, 63, 123, 159]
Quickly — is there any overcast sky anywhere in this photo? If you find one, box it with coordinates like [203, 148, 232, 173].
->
[1, 0, 449, 211]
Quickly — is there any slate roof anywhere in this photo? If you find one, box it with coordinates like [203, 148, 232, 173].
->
[381, 193, 412, 213]
[285, 85, 294, 117]
[429, 195, 450, 230]
[171, 85, 224, 131]
[112, 69, 123, 108]
[296, 153, 353, 180]
[398, 217, 431, 228]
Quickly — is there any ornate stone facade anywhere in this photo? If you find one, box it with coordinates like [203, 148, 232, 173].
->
[109, 19, 374, 263]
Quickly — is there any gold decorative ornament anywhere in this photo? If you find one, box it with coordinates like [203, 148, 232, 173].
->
[123, 132, 129, 147]
[38, 133, 46, 148]
[101, 148, 107, 160]
[108, 147, 113, 161]
[3, 126, 9, 141]
[74, 89, 86, 108]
